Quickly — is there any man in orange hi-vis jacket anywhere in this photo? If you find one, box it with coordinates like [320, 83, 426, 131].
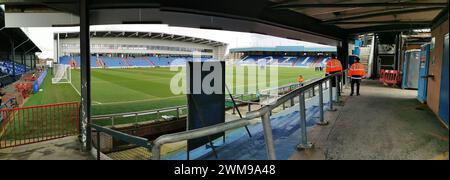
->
[326, 54, 343, 93]
[348, 56, 365, 96]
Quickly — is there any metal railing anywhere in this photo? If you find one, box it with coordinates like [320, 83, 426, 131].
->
[91, 105, 188, 126]
[152, 73, 344, 160]
[0, 102, 80, 149]
[90, 123, 152, 160]
[228, 78, 326, 114]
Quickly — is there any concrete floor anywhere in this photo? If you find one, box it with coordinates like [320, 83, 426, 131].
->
[1, 80, 447, 160]
[290, 80, 449, 160]
[0, 136, 92, 160]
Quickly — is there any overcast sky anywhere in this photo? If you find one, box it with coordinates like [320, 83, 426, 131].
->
[22, 24, 334, 59]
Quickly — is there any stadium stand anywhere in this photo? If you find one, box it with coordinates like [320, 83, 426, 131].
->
[59, 55, 191, 68]
[59, 56, 71, 65]
[127, 57, 152, 67]
[0, 75, 18, 88]
[58, 54, 329, 69]
[0, 61, 30, 75]
[237, 55, 330, 68]
[155, 57, 172, 66]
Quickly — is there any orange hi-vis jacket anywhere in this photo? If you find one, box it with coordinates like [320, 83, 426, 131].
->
[297, 76, 304, 83]
[326, 59, 343, 74]
[348, 62, 365, 78]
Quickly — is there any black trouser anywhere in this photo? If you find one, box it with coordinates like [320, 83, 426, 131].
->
[327, 72, 341, 87]
[351, 77, 361, 95]
[327, 72, 341, 96]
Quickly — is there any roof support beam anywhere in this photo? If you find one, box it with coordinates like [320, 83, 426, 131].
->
[161, 34, 174, 40]
[346, 23, 431, 35]
[115, 32, 125, 37]
[273, 2, 448, 9]
[431, 6, 449, 30]
[24, 46, 37, 54]
[323, 7, 443, 24]
[127, 32, 138, 37]
[13, 38, 30, 50]
[149, 33, 161, 39]
[103, 31, 111, 37]
[330, 21, 431, 25]
[139, 32, 151, 38]
[173, 36, 185, 41]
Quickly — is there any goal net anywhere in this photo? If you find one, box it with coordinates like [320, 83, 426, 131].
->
[52, 64, 71, 84]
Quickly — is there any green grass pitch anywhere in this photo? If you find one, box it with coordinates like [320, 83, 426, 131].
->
[23, 66, 323, 125]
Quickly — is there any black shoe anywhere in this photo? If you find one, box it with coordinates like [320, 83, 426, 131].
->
[350, 93, 353, 96]
[357, 94, 360, 96]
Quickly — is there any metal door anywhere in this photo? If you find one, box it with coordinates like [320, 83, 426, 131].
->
[438, 34, 449, 125]
[417, 44, 430, 103]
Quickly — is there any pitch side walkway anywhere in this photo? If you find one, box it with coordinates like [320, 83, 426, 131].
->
[0, 136, 92, 160]
[290, 80, 449, 160]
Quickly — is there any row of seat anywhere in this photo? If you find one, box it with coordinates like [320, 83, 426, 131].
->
[0, 61, 29, 75]
[59, 56, 205, 68]
[237, 56, 331, 67]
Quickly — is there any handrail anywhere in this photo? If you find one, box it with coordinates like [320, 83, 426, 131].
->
[250, 78, 326, 116]
[151, 72, 342, 160]
[91, 105, 187, 120]
[90, 123, 152, 160]
[259, 78, 319, 95]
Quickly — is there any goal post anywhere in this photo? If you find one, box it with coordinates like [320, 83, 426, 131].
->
[52, 64, 71, 84]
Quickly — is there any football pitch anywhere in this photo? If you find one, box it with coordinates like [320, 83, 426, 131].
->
[24, 66, 323, 122]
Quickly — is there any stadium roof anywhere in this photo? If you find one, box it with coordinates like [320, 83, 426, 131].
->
[0, 8, 41, 53]
[1, 0, 448, 46]
[230, 46, 336, 53]
[54, 31, 227, 47]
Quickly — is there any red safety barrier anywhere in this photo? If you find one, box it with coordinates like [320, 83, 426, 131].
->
[379, 69, 385, 83]
[382, 70, 401, 85]
[0, 102, 80, 149]
[14, 82, 33, 100]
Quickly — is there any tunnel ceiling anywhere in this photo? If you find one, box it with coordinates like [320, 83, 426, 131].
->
[1, 0, 448, 42]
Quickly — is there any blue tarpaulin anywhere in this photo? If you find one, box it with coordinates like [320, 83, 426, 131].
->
[33, 68, 48, 94]
[162, 89, 334, 160]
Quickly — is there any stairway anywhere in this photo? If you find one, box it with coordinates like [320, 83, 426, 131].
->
[144, 57, 155, 66]
[96, 58, 105, 68]
[120, 57, 130, 67]
[312, 56, 324, 67]
[292, 57, 302, 67]
[69, 58, 78, 69]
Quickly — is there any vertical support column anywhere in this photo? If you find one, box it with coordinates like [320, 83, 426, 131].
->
[80, 0, 92, 151]
[297, 91, 313, 150]
[30, 54, 33, 70]
[328, 78, 336, 111]
[335, 75, 340, 102]
[312, 85, 315, 96]
[337, 39, 349, 85]
[56, 33, 60, 64]
[96, 131, 100, 160]
[11, 40, 15, 76]
[317, 81, 328, 125]
[372, 34, 379, 80]
[30, 54, 33, 69]
[32, 54, 35, 70]
[261, 111, 276, 160]
[26, 54, 29, 68]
